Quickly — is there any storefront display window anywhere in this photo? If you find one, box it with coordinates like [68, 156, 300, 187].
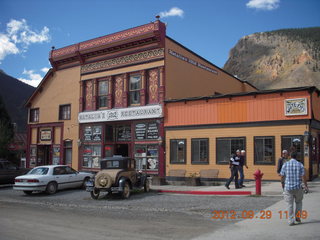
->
[30, 145, 37, 167]
[83, 144, 101, 168]
[135, 145, 158, 170]
[52, 145, 60, 165]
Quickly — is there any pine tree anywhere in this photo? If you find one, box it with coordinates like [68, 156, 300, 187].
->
[0, 95, 14, 158]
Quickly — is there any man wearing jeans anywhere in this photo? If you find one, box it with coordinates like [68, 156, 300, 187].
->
[238, 150, 248, 187]
[280, 152, 308, 226]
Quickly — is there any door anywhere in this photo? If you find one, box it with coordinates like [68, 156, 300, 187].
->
[37, 145, 51, 166]
[114, 144, 129, 157]
[52, 166, 69, 189]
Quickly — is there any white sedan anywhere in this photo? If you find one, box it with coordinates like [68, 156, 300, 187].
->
[13, 165, 94, 195]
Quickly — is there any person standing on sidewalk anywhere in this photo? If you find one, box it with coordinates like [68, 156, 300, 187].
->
[277, 150, 289, 189]
[280, 151, 309, 226]
[238, 150, 248, 188]
[225, 150, 240, 189]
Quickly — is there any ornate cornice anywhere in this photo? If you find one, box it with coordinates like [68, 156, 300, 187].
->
[81, 48, 164, 74]
[51, 21, 165, 60]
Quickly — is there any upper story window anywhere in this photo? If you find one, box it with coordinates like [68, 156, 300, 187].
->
[129, 74, 141, 105]
[59, 104, 71, 120]
[29, 108, 39, 122]
[98, 80, 108, 108]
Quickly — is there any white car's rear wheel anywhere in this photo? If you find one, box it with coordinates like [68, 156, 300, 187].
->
[46, 182, 57, 195]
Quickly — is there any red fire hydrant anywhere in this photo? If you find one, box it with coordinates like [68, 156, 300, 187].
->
[253, 169, 264, 195]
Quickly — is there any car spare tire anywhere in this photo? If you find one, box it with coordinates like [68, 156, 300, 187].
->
[95, 171, 113, 188]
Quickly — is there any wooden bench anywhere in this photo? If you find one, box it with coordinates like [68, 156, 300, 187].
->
[199, 169, 220, 186]
[166, 169, 187, 186]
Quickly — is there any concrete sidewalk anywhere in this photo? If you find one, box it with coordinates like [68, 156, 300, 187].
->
[151, 180, 284, 196]
[193, 179, 320, 240]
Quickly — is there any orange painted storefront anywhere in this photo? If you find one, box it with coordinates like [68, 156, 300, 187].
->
[165, 87, 320, 181]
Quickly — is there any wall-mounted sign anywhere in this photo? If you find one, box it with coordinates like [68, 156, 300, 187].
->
[168, 49, 218, 75]
[78, 104, 163, 123]
[284, 98, 308, 116]
[40, 129, 52, 141]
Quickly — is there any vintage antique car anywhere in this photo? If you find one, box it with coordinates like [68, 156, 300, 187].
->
[86, 157, 151, 199]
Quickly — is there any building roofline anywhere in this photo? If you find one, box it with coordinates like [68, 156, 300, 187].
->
[165, 86, 319, 103]
[165, 36, 258, 91]
[24, 68, 54, 107]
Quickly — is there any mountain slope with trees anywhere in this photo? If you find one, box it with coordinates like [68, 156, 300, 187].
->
[0, 70, 35, 133]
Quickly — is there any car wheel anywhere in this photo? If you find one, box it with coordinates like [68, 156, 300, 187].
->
[90, 188, 100, 200]
[46, 182, 57, 195]
[121, 182, 130, 199]
[23, 190, 33, 195]
[81, 177, 90, 190]
[144, 179, 150, 192]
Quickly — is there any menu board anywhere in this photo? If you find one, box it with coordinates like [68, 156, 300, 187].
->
[135, 122, 159, 140]
[135, 124, 147, 140]
[146, 123, 159, 140]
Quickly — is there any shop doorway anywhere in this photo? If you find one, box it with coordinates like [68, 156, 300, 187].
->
[114, 144, 129, 157]
[37, 145, 51, 165]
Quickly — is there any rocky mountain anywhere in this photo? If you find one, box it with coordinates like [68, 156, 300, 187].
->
[224, 27, 320, 90]
[0, 70, 35, 133]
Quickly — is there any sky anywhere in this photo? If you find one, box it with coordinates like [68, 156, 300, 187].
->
[0, 0, 319, 87]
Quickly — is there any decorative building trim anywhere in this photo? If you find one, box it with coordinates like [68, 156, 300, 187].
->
[81, 48, 164, 74]
[51, 21, 162, 59]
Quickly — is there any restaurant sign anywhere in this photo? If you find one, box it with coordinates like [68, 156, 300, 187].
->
[284, 98, 308, 116]
[78, 104, 163, 123]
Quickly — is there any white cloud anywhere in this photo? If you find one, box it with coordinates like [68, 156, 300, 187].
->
[0, 19, 50, 62]
[18, 68, 43, 87]
[246, 0, 280, 10]
[41, 67, 50, 73]
[0, 33, 19, 62]
[159, 7, 184, 18]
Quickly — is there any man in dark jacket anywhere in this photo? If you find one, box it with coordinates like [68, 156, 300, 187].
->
[277, 150, 289, 189]
[225, 150, 241, 189]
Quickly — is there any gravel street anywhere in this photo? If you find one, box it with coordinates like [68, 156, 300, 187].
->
[0, 187, 282, 240]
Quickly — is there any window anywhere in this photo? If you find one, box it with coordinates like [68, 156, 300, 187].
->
[170, 139, 186, 164]
[191, 138, 209, 164]
[129, 74, 141, 105]
[216, 137, 245, 164]
[281, 135, 304, 163]
[98, 80, 108, 108]
[59, 104, 71, 120]
[64, 141, 72, 165]
[254, 136, 275, 165]
[29, 108, 39, 122]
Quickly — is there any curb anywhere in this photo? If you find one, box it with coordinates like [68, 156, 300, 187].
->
[157, 190, 252, 195]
